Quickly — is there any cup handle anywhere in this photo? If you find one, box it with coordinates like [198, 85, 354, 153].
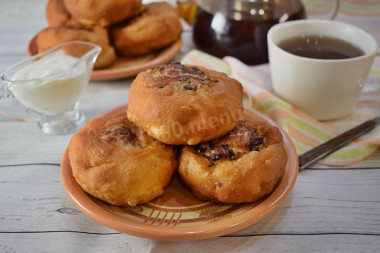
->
[329, 0, 341, 20]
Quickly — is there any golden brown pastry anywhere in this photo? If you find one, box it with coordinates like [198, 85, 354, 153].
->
[63, 0, 143, 27]
[68, 106, 178, 206]
[178, 120, 287, 204]
[46, 0, 82, 27]
[127, 63, 244, 145]
[112, 2, 182, 56]
[35, 26, 117, 69]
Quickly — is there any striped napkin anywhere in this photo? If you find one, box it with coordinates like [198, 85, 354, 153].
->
[181, 49, 380, 166]
[303, 0, 380, 19]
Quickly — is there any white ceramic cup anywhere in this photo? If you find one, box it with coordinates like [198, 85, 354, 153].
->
[267, 20, 378, 121]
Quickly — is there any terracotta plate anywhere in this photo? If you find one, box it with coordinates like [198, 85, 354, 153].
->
[61, 106, 299, 241]
[28, 36, 182, 80]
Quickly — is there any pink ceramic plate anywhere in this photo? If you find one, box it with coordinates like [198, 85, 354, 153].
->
[61, 106, 298, 241]
[28, 36, 182, 80]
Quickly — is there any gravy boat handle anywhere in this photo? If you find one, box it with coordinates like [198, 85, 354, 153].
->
[0, 83, 12, 99]
[0, 76, 43, 122]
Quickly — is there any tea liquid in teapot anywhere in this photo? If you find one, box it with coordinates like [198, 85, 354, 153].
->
[193, 0, 306, 65]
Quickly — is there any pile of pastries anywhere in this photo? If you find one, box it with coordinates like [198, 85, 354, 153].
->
[68, 63, 288, 206]
[33, 0, 182, 69]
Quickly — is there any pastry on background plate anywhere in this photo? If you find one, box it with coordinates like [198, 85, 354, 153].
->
[112, 2, 182, 56]
[63, 0, 143, 27]
[178, 120, 287, 204]
[35, 26, 117, 69]
[46, 0, 83, 28]
[127, 62, 244, 145]
[68, 107, 178, 206]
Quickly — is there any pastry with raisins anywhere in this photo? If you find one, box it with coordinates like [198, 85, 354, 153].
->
[178, 120, 287, 204]
[127, 62, 244, 145]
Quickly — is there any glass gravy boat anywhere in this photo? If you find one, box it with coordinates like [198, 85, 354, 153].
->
[0, 41, 101, 135]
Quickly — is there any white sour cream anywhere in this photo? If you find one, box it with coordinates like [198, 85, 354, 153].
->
[11, 49, 90, 116]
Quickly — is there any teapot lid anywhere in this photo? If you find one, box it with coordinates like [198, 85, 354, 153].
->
[197, 0, 304, 21]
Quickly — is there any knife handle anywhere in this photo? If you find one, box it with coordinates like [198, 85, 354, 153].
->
[298, 117, 380, 170]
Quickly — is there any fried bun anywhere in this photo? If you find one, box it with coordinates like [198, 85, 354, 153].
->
[127, 63, 244, 145]
[46, 0, 82, 28]
[63, 0, 143, 27]
[178, 120, 287, 204]
[36, 26, 117, 69]
[112, 2, 182, 56]
[68, 107, 178, 206]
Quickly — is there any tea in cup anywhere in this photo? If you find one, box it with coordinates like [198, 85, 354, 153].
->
[0, 41, 101, 134]
[267, 20, 378, 120]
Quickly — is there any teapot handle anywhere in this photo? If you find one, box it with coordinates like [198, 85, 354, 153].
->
[329, 0, 341, 20]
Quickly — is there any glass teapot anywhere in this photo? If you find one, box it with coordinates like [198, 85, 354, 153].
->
[192, 0, 340, 65]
